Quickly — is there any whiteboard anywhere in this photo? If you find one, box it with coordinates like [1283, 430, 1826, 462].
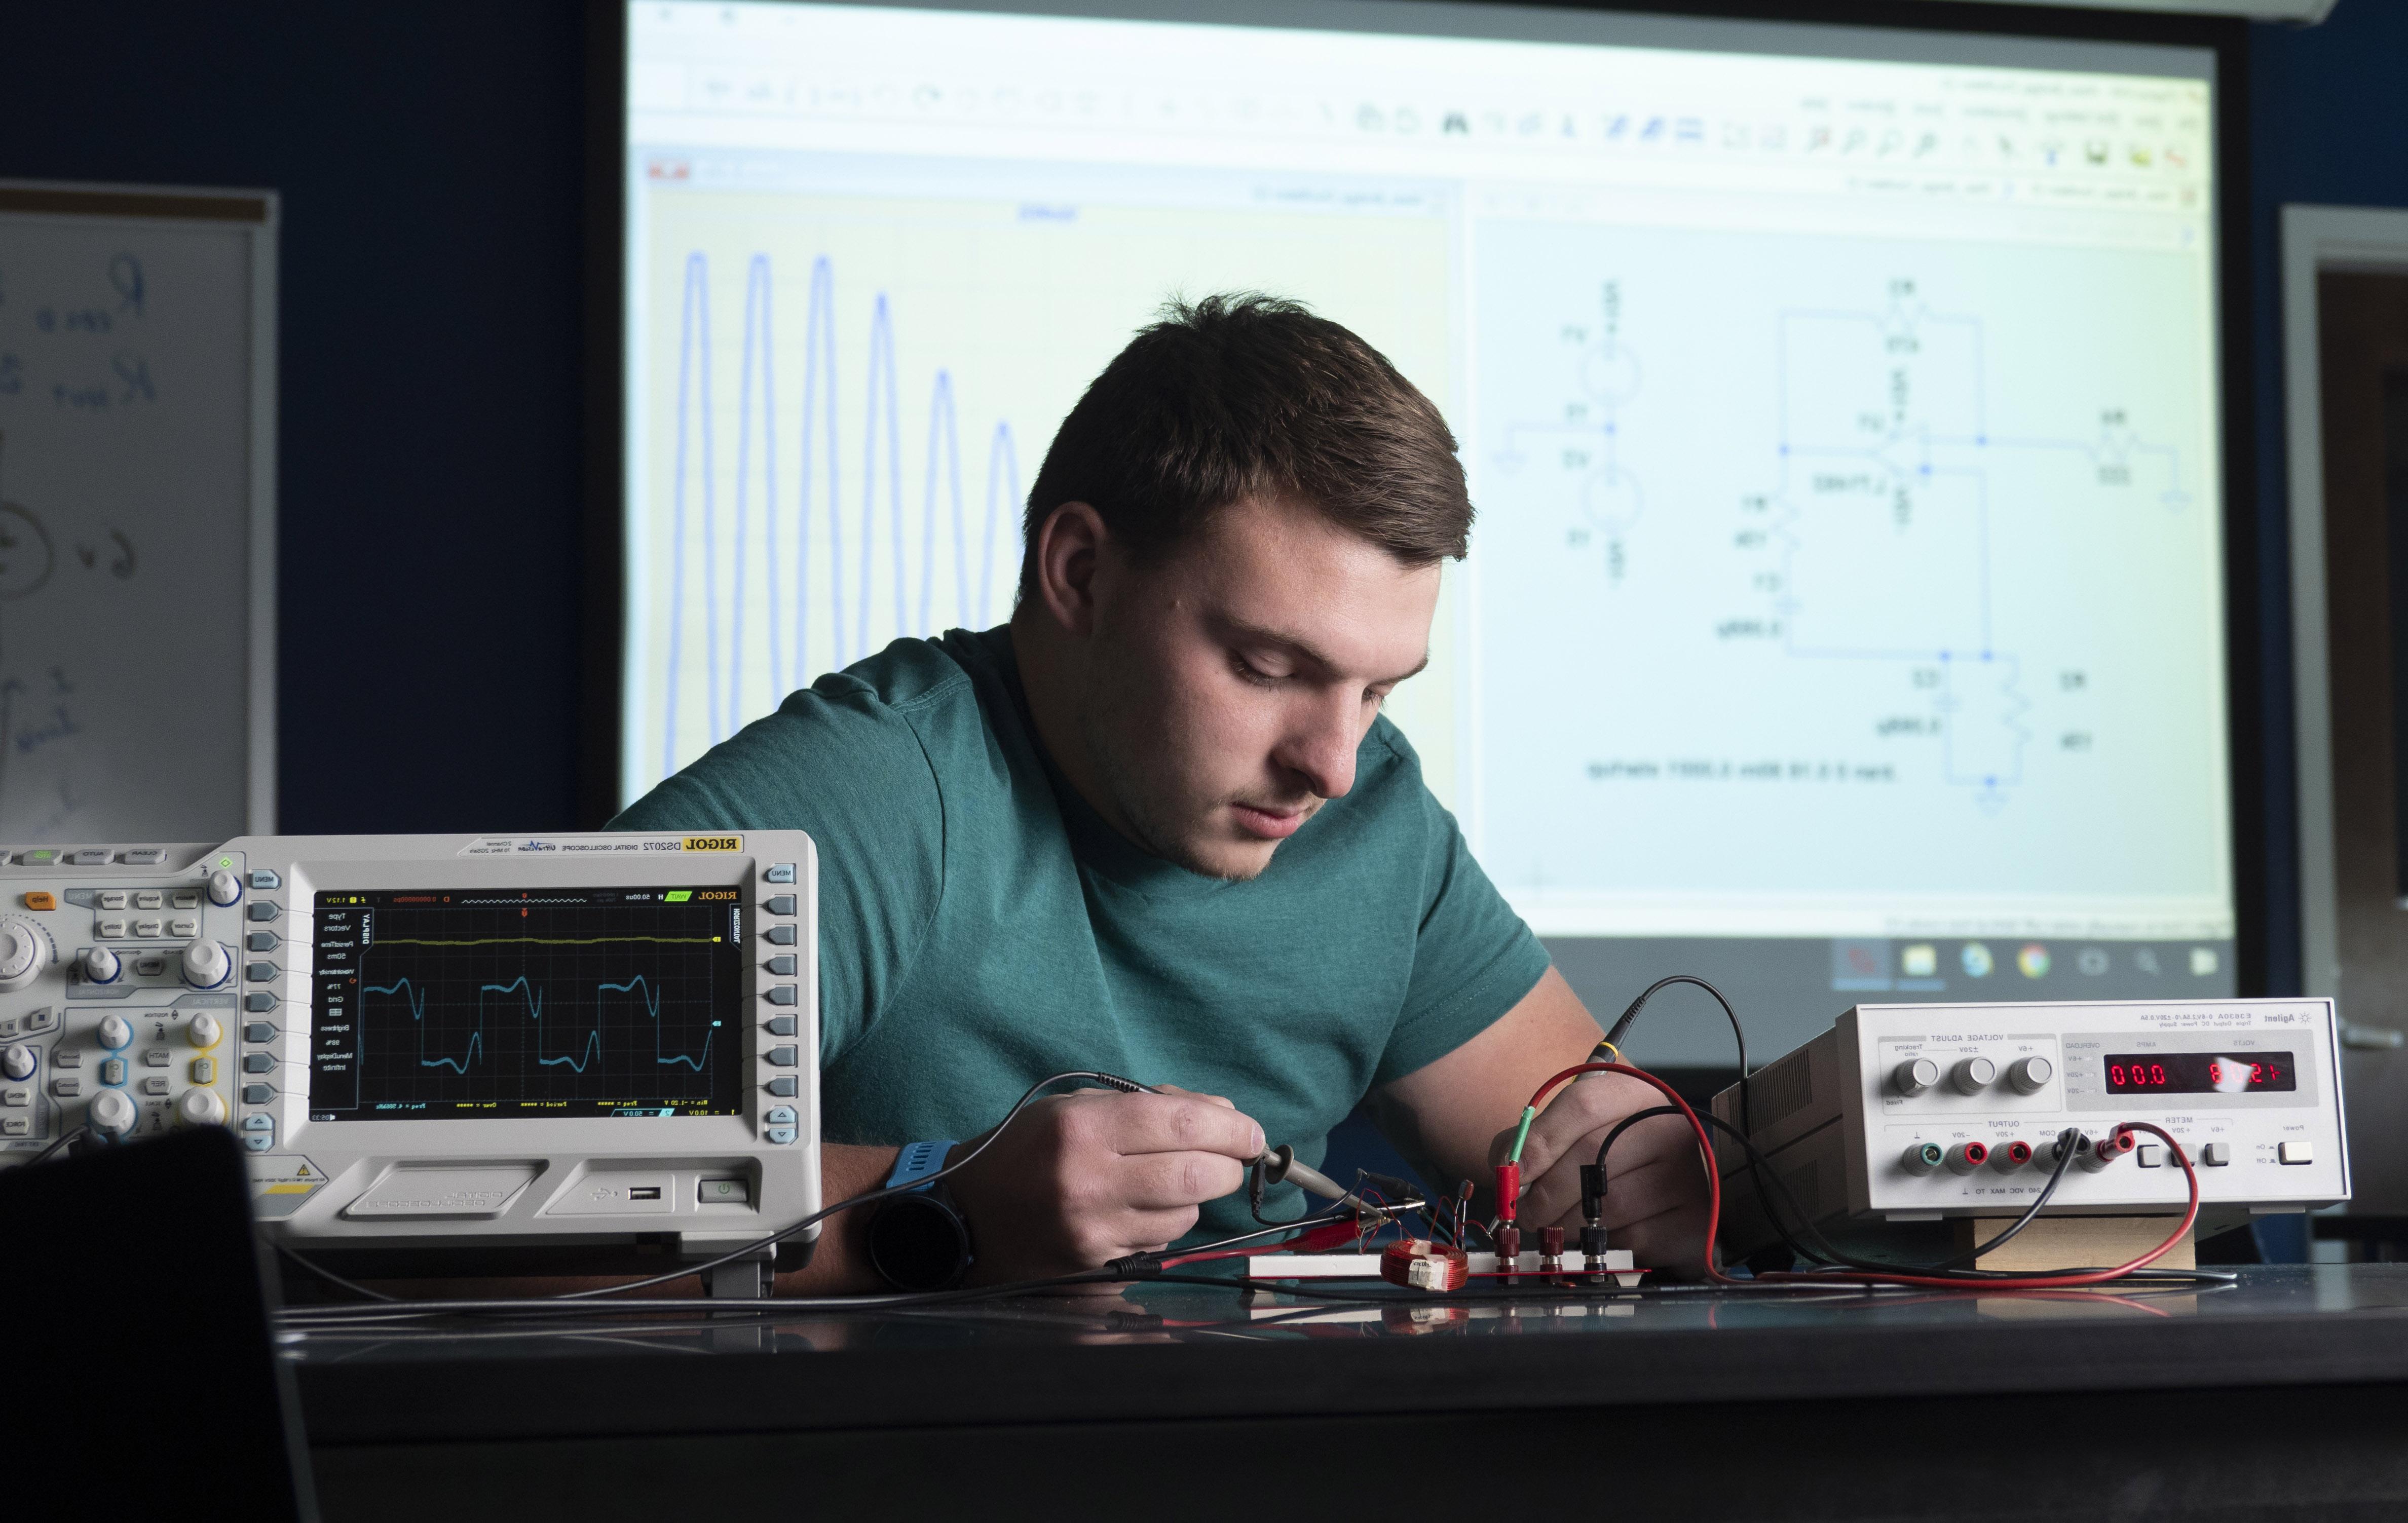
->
[0, 181, 275, 841]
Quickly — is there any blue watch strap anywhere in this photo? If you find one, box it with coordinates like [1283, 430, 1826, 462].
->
[885, 1139, 956, 1193]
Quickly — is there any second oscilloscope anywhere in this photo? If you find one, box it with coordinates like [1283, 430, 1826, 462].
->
[0, 831, 819, 1293]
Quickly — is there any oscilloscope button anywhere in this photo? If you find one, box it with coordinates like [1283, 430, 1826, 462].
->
[765, 984, 797, 1006]
[241, 1084, 273, 1104]
[765, 1076, 798, 1097]
[180, 939, 232, 989]
[245, 932, 279, 953]
[245, 1134, 273, 1153]
[765, 1016, 796, 1037]
[765, 895, 796, 917]
[765, 863, 796, 884]
[140, 1076, 168, 1096]
[23, 1006, 54, 1034]
[134, 891, 162, 910]
[121, 849, 166, 865]
[88, 1088, 137, 1135]
[244, 993, 277, 1013]
[240, 1113, 273, 1133]
[207, 870, 242, 907]
[68, 849, 109, 866]
[242, 1054, 276, 1074]
[765, 1046, 798, 1068]
[766, 1106, 797, 1127]
[766, 1127, 798, 1145]
[98, 891, 129, 910]
[766, 954, 797, 976]
[100, 1058, 127, 1086]
[245, 962, 278, 982]
[764, 925, 797, 946]
[249, 870, 281, 891]
[242, 1023, 276, 1043]
[246, 902, 279, 923]
[170, 918, 200, 938]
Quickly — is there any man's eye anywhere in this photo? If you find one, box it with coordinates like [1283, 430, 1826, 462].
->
[1231, 653, 1283, 686]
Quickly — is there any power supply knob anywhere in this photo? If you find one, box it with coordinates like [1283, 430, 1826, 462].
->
[97, 1014, 133, 1051]
[78, 945, 122, 984]
[207, 868, 243, 907]
[0, 918, 45, 991]
[1, 1043, 32, 1081]
[88, 1087, 138, 1137]
[179, 939, 232, 989]
[1949, 1057, 1997, 1095]
[176, 1087, 227, 1127]
[188, 1013, 223, 1049]
[2007, 1056, 2054, 1095]
[1892, 1058, 1940, 1096]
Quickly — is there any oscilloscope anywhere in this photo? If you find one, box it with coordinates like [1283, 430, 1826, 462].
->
[0, 831, 819, 1288]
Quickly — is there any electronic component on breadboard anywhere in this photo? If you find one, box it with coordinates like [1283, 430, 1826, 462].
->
[1710, 999, 2351, 1259]
[0, 832, 823, 1285]
[1248, 1241, 1641, 1289]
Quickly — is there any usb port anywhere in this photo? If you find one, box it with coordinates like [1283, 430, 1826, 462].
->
[628, 1186, 662, 1201]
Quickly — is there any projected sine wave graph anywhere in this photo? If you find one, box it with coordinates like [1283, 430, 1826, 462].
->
[657, 251, 1023, 780]
[316, 889, 744, 1118]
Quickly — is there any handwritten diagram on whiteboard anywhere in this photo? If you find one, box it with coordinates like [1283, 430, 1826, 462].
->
[0, 184, 275, 841]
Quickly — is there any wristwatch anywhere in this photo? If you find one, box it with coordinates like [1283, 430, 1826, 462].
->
[866, 1139, 972, 1291]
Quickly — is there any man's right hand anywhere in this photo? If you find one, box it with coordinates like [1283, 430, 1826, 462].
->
[943, 1084, 1265, 1282]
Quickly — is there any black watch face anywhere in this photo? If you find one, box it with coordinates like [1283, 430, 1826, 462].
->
[868, 1192, 971, 1292]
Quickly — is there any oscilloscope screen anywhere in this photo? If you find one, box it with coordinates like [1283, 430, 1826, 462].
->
[307, 887, 746, 1120]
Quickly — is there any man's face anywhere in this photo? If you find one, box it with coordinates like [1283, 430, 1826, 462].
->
[1078, 496, 1441, 881]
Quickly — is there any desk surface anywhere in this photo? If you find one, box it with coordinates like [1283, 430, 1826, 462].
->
[292, 1265, 2408, 1445]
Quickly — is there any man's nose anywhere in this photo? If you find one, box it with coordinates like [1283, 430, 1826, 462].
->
[1278, 691, 1362, 799]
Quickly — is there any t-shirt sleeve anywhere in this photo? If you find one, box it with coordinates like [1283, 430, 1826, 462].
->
[610, 676, 947, 1065]
[1373, 747, 1554, 1088]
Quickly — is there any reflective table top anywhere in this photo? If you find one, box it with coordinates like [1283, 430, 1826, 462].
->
[288, 1266, 2408, 1443]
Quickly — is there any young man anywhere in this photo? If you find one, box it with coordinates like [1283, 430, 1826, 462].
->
[615, 295, 1706, 1289]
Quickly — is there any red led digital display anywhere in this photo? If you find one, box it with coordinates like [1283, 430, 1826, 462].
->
[2104, 1052, 2296, 1094]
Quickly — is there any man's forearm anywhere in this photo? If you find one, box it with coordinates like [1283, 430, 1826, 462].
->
[775, 1141, 899, 1293]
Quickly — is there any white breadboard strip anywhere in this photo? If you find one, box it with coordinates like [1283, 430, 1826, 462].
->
[1245, 1247, 1640, 1287]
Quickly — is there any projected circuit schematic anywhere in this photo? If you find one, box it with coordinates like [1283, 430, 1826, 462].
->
[1734, 277, 2190, 803]
[1488, 281, 1644, 583]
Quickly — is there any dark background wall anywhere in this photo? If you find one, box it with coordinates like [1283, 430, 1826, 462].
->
[5, 3, 591, 835]
[6, 1, 2406, 993]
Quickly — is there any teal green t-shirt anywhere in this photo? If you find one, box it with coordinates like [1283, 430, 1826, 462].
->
[612, 626, 1550, 1236]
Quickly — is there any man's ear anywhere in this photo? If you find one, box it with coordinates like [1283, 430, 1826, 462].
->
[1030, 500, 1109, 637]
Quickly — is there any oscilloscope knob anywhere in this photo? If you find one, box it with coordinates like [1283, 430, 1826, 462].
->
[179, 938, 232, 990]
[78, 945, 122, 984]
[207, 868, 242, 907]
[88, 1087, 138, 1138]
[1, 1044, 32, 1081]
[189, 1013, 222, 1049]
[176, 1087, 227, 1128]
[0, 917, 45, 992]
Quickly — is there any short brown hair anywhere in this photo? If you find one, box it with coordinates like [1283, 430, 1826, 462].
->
[1019, 294, 1470, 595]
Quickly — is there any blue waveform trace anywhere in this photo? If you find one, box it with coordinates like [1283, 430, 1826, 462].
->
[662, 253, 1022, 782]
[362, 973, 713, 1079]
